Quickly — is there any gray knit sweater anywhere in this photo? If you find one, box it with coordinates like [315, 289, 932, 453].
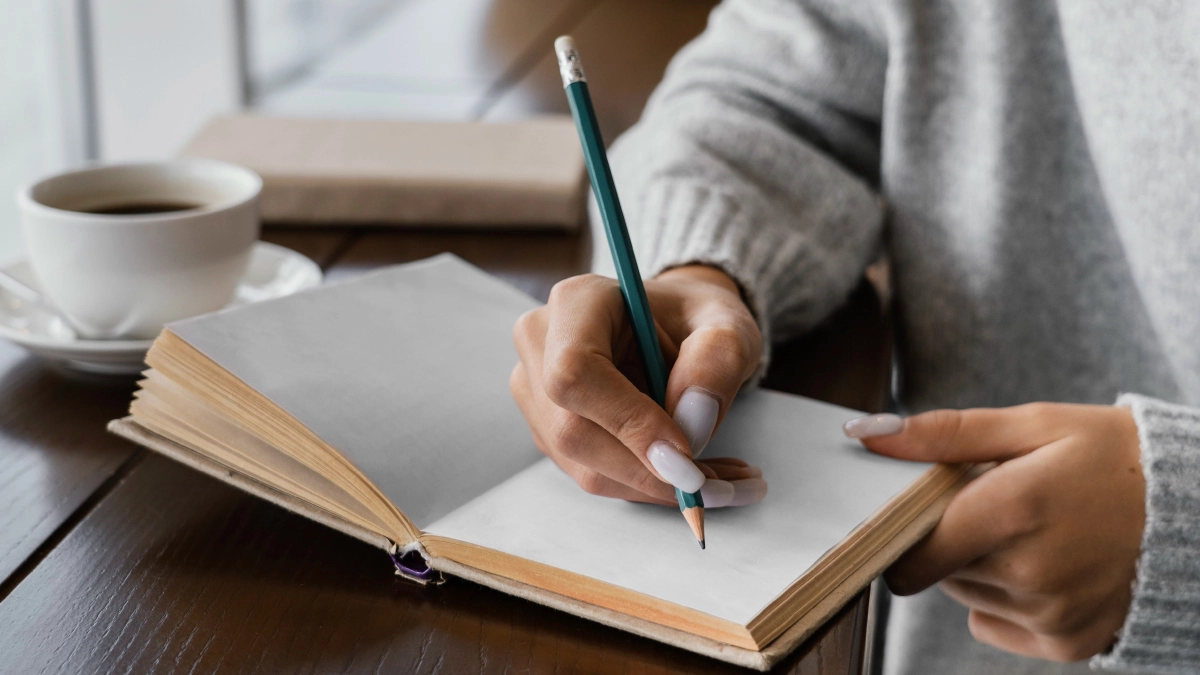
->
[598, 1, 1200, 673]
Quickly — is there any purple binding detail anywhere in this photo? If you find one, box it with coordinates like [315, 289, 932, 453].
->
[389, 549, 436, 581]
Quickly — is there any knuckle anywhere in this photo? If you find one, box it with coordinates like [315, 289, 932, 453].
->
[509, 364, 525, 398]
[550, 416, 589, 460]
[543, 350, 591, 406]
[996, 490, 1045, 541]
[548, 273, 608, 303]
[610, 406, 655, 445]
[1020, 402, 1060, 432]
[1040, 637, 1097, 663]
[697, 325, 754, 373]
[574, 468, 608, 496]
[1003, 557, 1056, 594]
[928, 409, 965, 445]
[1031, 600, 1085, 636]
[512, 308, 544, 345]
[966, 610, 992, 644]
[630, 468, 669, 497]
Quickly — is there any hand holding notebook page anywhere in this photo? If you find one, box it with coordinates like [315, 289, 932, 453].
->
[108, 254, 971, 670]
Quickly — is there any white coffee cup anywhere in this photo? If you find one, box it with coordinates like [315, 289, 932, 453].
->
[17, 159, 262, 340]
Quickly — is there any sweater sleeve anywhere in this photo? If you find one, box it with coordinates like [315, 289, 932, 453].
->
[1093, 394, 1200, 673]
[601, 0, 889, 350]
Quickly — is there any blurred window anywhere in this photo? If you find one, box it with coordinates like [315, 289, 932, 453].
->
[0, 1, 77, 262]
[0, 0, 402, 260]
[246, 0, 401, 102]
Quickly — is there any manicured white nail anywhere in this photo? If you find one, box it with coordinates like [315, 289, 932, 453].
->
[647, 441, 706, 493]
[843, 413, 905, 439]
[674, 387, 720, 457]
[728, 478, 768, 506]
[700, 479, 734, 508]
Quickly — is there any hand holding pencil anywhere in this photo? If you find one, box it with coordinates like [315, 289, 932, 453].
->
[507, 37, 768, 548]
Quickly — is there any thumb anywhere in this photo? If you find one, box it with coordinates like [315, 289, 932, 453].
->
[666, 325, 760, 457]
[654, 269, 762, 458]
[844, 406, 1063, 463]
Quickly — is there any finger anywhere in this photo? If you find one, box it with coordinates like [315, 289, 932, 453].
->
[700, 477, 768, 508]
[940, 578, 1035, 630]
[967, 610, 1113, 663]
[510, 363, 552, 456]
[663, 293, 760, 456]
[967, 610, 1046, 660]
[513, 356, 676, 502]
[541, 276, 704, 492]
[543, 398, 679, 503]
[695, 462, 764, 480]
[666, 326, 759, 456]
[943, 572, 1110, 639]
[886, 463, 1034, 594]
[854, 403, 1070, 463]
[699, 457, 748, 467]
[700, 460, 761, 480]
[550, 453, 675, 505]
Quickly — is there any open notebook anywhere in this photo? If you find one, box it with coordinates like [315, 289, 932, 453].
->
[108, 254, 969, 670]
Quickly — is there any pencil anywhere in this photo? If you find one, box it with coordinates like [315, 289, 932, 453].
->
[554, 35, 705, 548]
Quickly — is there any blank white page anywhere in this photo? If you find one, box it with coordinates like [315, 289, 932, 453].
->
[425, 390, 932, 626]
[169, 254, 545, 528]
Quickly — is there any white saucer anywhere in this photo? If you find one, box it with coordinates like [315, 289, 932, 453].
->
[0, 241, 322, 376]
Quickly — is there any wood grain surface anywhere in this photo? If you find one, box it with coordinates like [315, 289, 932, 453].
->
[0, 341, 138, 591]
[0, 453, 868, 675]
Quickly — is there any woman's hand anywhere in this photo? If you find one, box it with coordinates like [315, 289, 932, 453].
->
[845, 403, 1145, 662]
[510, 265, 767, 507]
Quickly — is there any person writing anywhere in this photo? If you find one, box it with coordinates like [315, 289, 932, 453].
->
[510, 1, 1199, 673]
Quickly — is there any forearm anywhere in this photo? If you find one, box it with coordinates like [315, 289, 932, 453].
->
[600, 0, 889, 352]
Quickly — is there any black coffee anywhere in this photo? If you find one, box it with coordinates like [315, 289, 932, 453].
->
[82, 201, 204, 215]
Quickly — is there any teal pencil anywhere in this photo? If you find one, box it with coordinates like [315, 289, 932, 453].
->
[554, 36, 705, 548]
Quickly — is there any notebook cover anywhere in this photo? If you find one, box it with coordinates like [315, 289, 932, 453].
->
[107, 416, 973, 670]
[181, 115, 587, 229]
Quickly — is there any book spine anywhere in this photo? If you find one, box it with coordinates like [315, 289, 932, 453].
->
[388, 542, 444, 586]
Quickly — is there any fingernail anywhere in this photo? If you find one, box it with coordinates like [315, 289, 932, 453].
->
[720, 475, 768, 502]
[843, 413, 905, 439]
[674, 387, 720, 457]
[729, 478, 768, 506]
[647, 441, 706, 493]
[700, 479, 734, 508]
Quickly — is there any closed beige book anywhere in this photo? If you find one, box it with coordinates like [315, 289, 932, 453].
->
[181, 115, 587, 229]
[108, 255, 973, 670]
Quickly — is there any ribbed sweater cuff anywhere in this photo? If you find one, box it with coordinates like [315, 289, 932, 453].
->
[1094, 394, 1200, 673]
[632, 182, 810, 382]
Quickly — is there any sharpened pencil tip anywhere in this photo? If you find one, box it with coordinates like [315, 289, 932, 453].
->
[682, 504, 705, 548]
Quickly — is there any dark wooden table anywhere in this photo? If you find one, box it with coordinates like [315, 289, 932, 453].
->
[0, 1, 894, 672]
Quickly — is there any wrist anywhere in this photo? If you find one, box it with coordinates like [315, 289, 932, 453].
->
[656, 264, 743, 299]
